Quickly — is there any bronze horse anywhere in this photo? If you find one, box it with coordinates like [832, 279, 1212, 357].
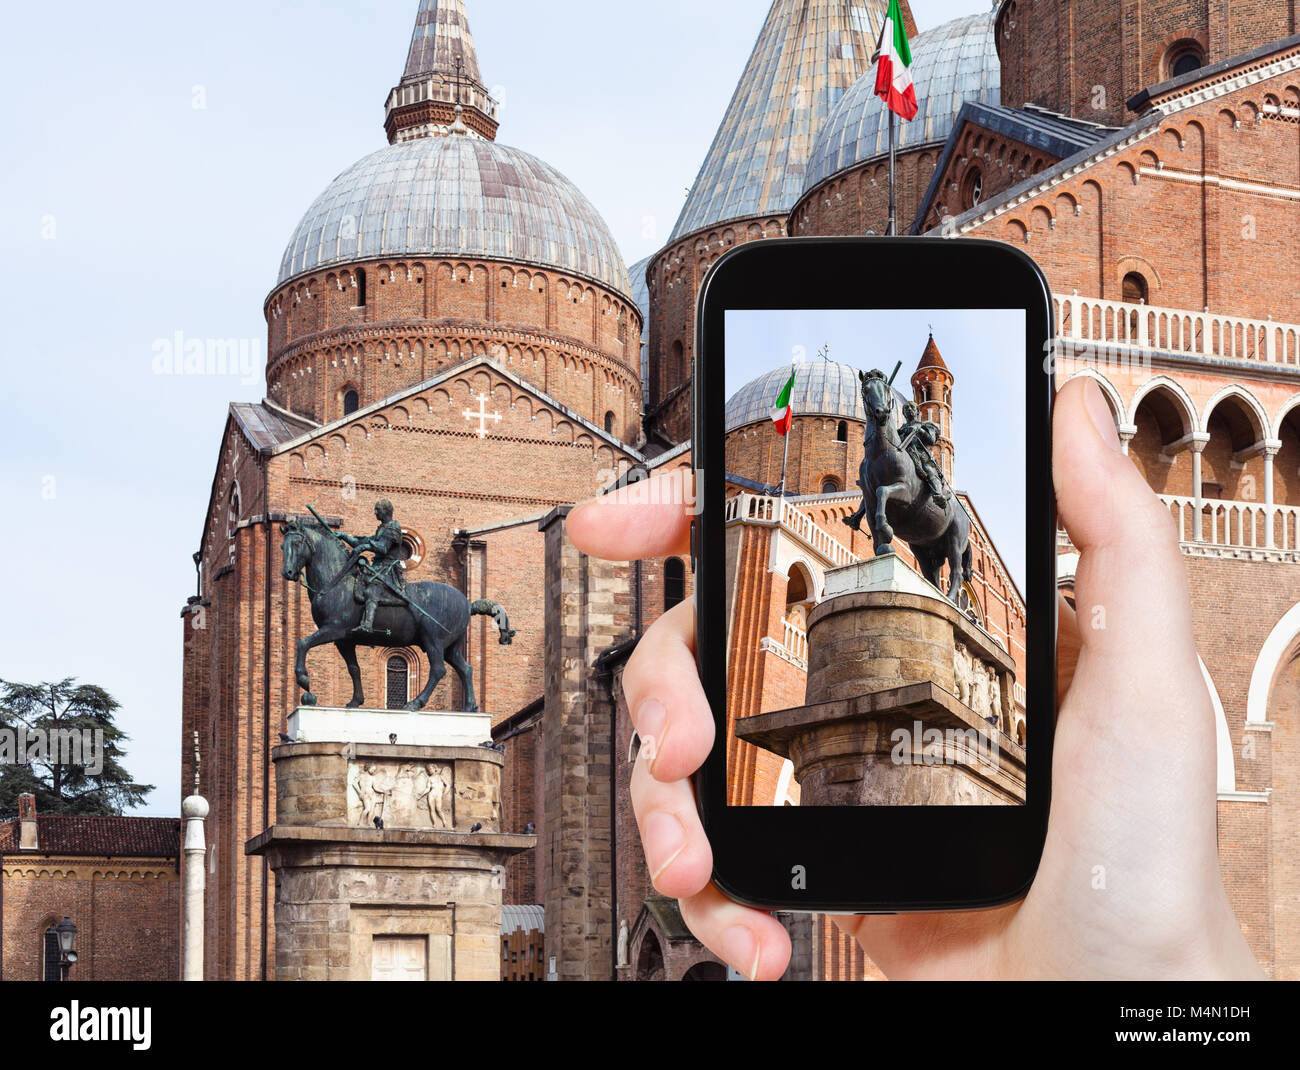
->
[843, 369, 973, 603]
[280, 518, 515, 711]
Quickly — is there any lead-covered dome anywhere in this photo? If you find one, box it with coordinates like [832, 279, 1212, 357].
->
[802, 11, 1000, 193]
[277, 135, 631, 296]
[726, 361, 907, 432]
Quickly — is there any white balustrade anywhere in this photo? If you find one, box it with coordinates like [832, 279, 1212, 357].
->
[724, 493, 859, 568]
[1054, 294, 1300, 366]
[1161, 495, 1300, 552]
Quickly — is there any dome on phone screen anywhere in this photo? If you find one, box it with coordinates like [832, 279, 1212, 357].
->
[802, 11, 1000, 193]
[725, 360, 907, 433]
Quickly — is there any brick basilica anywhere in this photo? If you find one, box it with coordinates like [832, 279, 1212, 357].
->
[180, 0, 1300, 980]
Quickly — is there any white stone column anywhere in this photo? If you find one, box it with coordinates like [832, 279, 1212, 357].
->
[1263, 441, 1281, 548]
[1118, 423, 1137, 457]
[1190, 434, 1210, 543]
[182, 795, 209, 981]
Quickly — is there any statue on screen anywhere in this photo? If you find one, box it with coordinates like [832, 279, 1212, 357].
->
[843, 367, 972, 604]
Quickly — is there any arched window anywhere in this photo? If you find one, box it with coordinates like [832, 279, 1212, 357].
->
[670, 340, 685, 383]
[836, 420, 848, 442]
[343, 389, 360, 416]
[1122, 271, 1149, 304]
[617, 307, 628, 344]
[1167, 42, 1205, 79]
[604, 411, 616, 435]
[43, 922, 62, 982]
[664, 558, 685, 611]
[962, 166, 984, 211]
[1122, 272, 1149, 337]
[355, 269, 367, 307]
[226, 482, 241, 538]
[386, 656, 409, 710]
[821, 477, 841, 494]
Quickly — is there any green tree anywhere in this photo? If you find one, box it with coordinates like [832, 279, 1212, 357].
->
[0, 678, 154, 816]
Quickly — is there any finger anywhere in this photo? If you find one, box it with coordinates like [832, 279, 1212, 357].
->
[568, 469, 694, 561]
[622, 598, 714, 782]
[678, 883, 793, 981]
[628, 745, 714, 900]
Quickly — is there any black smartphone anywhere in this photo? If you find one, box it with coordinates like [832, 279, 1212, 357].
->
[692, 237, 1055, 913]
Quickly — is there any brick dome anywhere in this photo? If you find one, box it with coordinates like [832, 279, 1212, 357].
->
[276, 133, 632, 297]
[802, 11, 1000, 193]
[725, 361, 908, 432]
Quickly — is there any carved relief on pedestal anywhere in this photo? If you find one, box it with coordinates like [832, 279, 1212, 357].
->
[952, 641, 1012, 734]
[348, 760, 453, 830]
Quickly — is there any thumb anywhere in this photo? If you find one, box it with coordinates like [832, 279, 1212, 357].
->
[1044, 376, 1221, 925]
[1052, 376, 1201, 684]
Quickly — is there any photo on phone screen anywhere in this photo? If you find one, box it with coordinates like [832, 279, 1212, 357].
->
[723, 308, 1027, 807]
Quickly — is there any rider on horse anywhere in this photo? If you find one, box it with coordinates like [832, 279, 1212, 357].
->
[899, 402, 950, 504]
[339, 499, 407, 634]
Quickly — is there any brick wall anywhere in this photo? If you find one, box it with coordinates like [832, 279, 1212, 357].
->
[1, 861, 180, 981]
[646, 215, 789, 445]
[539, 508, 634, 980]
[996, 0, 1299, 127]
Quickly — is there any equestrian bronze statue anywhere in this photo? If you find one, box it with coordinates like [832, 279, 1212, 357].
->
[843, 367, 972, 604]
[281, 500, 515, 712]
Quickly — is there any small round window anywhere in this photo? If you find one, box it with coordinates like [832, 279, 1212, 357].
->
[400, 529, 425, 572]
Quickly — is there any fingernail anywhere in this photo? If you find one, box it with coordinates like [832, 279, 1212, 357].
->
[636, 698, 668, 767]
[645, 811, 687, 882]
[1082, 378, 1122, 453]
[721, 926, 760, 981]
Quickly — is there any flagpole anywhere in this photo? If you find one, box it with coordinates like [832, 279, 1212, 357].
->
[779, 357, 794, 497]
[888, 109, 897, 236]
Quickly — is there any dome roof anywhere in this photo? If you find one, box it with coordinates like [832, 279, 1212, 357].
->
[725, 361, 907, 432]
[802, 11, 1000, 194]
[277, 135, 631, 296]
[626, 255, 651, 339]
[669, 0, 887, 241]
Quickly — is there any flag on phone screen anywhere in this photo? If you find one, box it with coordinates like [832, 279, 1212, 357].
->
[771, 369, 796, 436]
[874, 0, 918, 120]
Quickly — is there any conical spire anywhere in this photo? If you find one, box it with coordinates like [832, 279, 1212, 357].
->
[402, 0, 483, 83]
[669, 0, 906, 241]
[918, 332, 948, 373]
[385, 0, 499, 144]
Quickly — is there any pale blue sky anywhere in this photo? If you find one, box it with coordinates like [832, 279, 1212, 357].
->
[726, 308, 1026, 593]
[0, 1, 989, 814]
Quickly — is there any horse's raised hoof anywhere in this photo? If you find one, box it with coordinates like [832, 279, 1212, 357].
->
[301, 693, 317, 707]
[842, 516, 861, 532]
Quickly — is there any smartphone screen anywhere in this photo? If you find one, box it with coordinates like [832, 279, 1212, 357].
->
[723, 308, 1027, 808]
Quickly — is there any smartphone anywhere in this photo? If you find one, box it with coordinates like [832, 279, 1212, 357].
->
[692, 237, 1055, 913]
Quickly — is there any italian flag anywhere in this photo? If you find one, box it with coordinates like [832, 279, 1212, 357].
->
[771, 369, 796, 436]
[874, 0, 918, 120]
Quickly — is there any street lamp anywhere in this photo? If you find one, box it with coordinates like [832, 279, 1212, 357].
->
[55, 917, 77, 980]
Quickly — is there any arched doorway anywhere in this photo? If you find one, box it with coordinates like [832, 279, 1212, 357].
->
[635, 930, 664, 981]
[681, 961, 728, 981]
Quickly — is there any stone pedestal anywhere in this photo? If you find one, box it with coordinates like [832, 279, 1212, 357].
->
[246, 730, 534, 981]
[736, 555, 1026, 805]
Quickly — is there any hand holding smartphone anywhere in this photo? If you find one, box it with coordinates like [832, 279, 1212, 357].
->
[567, 237, 1260, 980]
